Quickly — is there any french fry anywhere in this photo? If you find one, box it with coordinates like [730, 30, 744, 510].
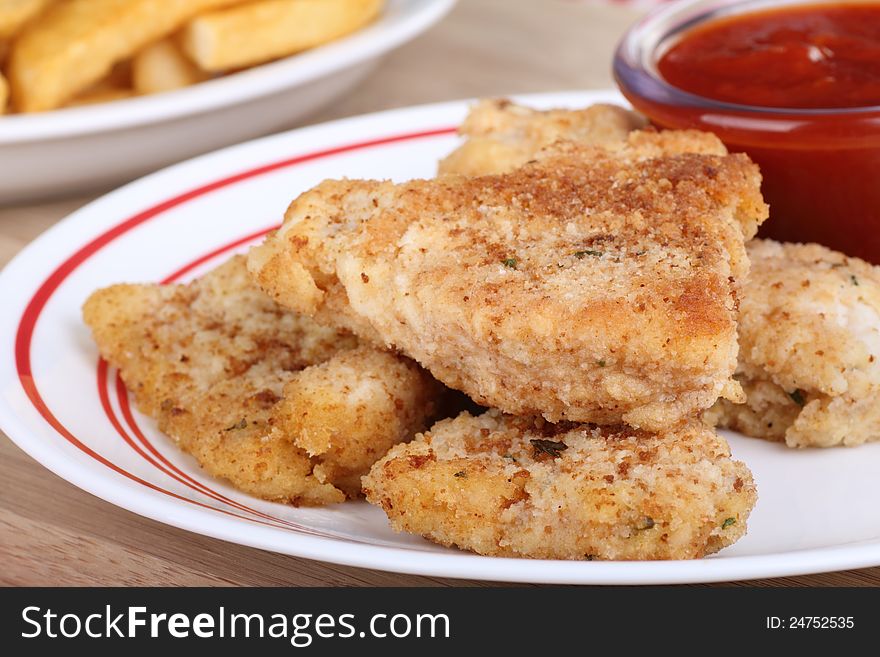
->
[132, 39, 209, 95]
[181, 0, 384, 72]
[104, 59, 133, 90]
[65, 85, 135, 108]
[65, 61, 134, 108]
[7, 0, 250, 112]
[0, 70, 8, 114]
[0, 0, 54, 40]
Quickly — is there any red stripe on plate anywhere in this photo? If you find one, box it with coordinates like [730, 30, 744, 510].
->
[95, 360, 295, 530]
[105, 222, 360, 538]
[111, 373, 307, 531]
[161, 225, 276, 284]
[14, 126, 456, 531]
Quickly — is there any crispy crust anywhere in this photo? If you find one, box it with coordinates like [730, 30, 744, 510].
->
[249, 134, 767, 429]
[707, 240, 880, 447]
[82, 255, 440, 504]
[363, 410, 756, 560]
[275, 344, 443, 496]
[438, 99, 647, 176]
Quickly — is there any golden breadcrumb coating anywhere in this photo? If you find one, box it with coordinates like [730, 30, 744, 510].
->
[363, 410, 756, 560]
[443, 102, 880, 447]
[438, 99, 729, 176]
[438, 99, 647, 176]
[248, 134, 767, 429]
[437, 101, 762, 265]
[82, 255, 440, 504]
[275, 344, 443, 496]
[706, 240, 880, 447]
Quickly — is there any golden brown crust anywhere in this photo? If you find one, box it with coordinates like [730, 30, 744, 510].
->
[275, 344, 444, 496]
[363, 410, 756, 560]
[249, 133, 768, 429]
[438, 99, 648, 176]
[707, 240, 880, 447]
[83, 255, 440, 504]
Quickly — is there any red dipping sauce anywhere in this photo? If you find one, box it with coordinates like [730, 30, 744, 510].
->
[615, 1, 880, 264]
[658, 4, 880, 110]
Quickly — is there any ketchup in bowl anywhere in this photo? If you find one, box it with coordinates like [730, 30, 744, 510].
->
[615, 0, 880, 264]
[658, 4, 880, 110]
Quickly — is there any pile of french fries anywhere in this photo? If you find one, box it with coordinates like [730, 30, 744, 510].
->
[0, 0, 384, 115]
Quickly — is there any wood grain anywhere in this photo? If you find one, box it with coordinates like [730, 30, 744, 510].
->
[1, 0, 877, 587]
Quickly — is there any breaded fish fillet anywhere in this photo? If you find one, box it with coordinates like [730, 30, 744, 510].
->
[83, 255, 441, 504]
[274, 344, 443, 495]
[248, 136, 768, 429]
[438, 99, 647, 176]
[439, 99, 728, 176]
[706, 240, 880, 447]
[363, 410, 756, 560]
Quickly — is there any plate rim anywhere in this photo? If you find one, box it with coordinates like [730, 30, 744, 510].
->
[0, 0, 457, 143]
[2, 89, 880, 584]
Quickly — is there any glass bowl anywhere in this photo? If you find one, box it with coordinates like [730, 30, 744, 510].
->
[614, 0, 880, 264]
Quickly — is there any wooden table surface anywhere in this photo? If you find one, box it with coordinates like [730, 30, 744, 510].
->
[1, 0, 878, 587]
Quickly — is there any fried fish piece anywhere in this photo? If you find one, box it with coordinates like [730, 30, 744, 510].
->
[274, 343, 443, 496]
[7, 0, 248, 112]
[705, 240, 880, 447]
[83, 255, 440, 504]
[363, 410, 756, 560]
[249, 136, 768, 429]
[438, 98, 647, 176]
[444, 102, 880, 447]
[439, 98, 729, 176]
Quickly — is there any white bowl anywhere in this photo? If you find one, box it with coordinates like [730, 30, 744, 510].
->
[0, 0, 456, 204]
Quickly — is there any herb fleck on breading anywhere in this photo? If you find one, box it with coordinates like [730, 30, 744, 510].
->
[722, 517, 736, 530]
[530, 439, 568, 459]
[573, 250, 603, 259]
[453, 470, 467, 478]
[502, 257, 518, 269]
[788, 389, 806, 406]
[635, 516, 655, 531]
[224, 418, 248, 431]
[851, 274, 860, 286]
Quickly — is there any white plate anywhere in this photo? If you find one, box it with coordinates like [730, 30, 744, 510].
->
[2, 90, 880, 585]
[0, 0, 455, 204]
